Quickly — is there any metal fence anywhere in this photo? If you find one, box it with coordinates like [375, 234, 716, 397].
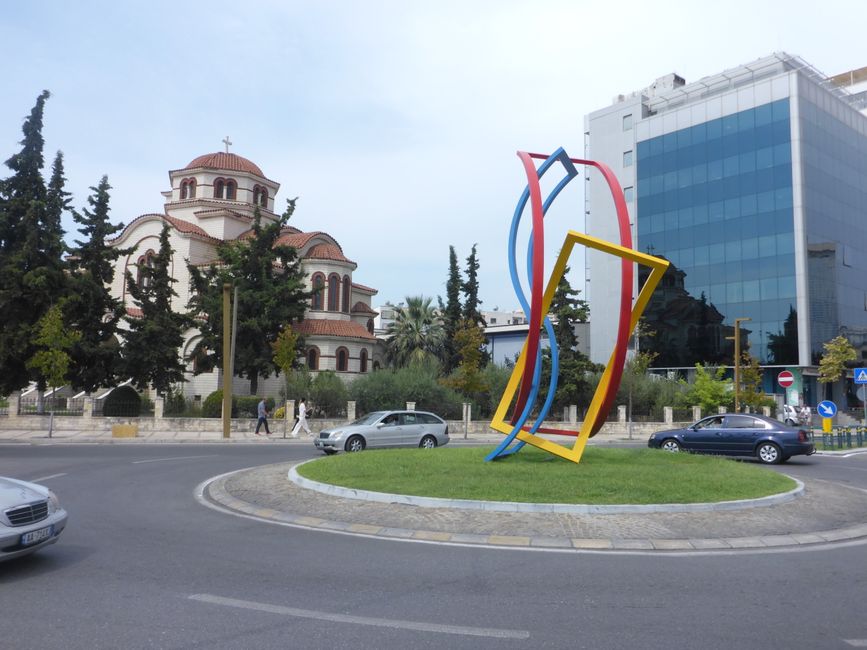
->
[18, 397, 85, 416]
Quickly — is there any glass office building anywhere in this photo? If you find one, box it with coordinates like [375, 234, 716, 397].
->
[584, 54, 867, 404]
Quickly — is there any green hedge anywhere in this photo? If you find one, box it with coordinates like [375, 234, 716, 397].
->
[103, 385, 141, 417]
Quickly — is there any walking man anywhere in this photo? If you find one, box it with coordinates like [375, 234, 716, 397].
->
[291, 398, 312, 437]
[255, 398, 271, 435]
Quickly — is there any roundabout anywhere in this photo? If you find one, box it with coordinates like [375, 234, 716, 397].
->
[201, 458, 867, 554]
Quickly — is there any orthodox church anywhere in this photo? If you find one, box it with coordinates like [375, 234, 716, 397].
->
[107, 146, 383, 399]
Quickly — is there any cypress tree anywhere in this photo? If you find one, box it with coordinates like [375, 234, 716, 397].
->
[66, 176, 128, 393]
[123, 224, 191, 397]
[440, 245, 463, 373]
[0, 91, 69, 394]
[461, 243, 484, 326]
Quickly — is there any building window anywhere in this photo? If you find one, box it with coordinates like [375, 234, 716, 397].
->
[328, 274, 340, 311]
[342, 275, 351, 313]
[225, 179, 237, 200]
[624, 186, 634, 203]
[373, 360, 381, 371]
[623, 114, 633, 131]
[180, 178, 196, 199]
[367, 318, 374, 334]
[311, 273, 325, 310]
[306, 347, 319, 370]
[214, 179, 225, 199]
[136, 250, 156, 288]
[253, 185, 268, 207]
[336, 347, 349, 372]
[623, 150, 633, 167]
[360, 349, 368, 373]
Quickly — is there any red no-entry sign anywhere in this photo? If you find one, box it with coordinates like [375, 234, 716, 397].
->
[778, 371, 795, 388]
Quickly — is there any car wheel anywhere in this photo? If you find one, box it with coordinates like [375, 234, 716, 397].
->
[785, 418, 795, 426]
[322, 449, 338, 456]
[660, 439, 681, 452]
[419, 435, 437, 449]
[756, 442, 782, 464]
[345, 435, 365, 453]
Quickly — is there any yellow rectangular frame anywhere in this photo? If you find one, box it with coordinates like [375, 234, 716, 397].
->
[489, 230, 670, 463]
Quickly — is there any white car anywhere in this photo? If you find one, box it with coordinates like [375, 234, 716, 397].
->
[314, 410, 450, 454]
[0, 476, 68, 562]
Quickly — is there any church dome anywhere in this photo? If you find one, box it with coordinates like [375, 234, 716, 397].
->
[184, 152, 264, 177]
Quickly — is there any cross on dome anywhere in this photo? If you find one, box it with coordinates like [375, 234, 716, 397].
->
[222, 136, 232, 153]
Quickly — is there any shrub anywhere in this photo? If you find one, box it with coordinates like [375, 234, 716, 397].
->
[202, 391, 275, 418]
[103, 385, 141, 417]
[311, 371, 347, 417]
[349, 364, 463, 419]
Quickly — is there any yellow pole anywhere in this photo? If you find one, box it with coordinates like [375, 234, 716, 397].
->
[222, 283, 232, 439]
[732, 317, 751, 413]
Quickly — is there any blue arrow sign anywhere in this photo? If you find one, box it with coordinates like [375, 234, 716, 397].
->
[817, 400, 837, 418]
[855, 368, 867, 384]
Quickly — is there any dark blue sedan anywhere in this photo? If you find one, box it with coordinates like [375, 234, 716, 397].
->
[648, 413, 815, 464]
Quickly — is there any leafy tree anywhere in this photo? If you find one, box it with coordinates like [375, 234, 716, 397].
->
[123, 224, 191, 397]
[0, 91, 69, 394]
[188, 200, 310, 394]
[740, 352, 774, 411]
[620, 350, 657, 438]
[442, 319, 488, 397]
[818, 335, 857, 399]
[349, 361, 464, 419]
[65, 176, 128, 393]
[385, 296, 445, 368]
[271, 325, 300, 378]
[677, 364, 733, 412]
[438, 245, 463, 373]
[282, 367, 312, 404]
[26, 304, 80, 418]
[461, 244, 484, 326]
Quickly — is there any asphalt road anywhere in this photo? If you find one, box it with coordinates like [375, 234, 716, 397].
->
[1, 443, 866, 649]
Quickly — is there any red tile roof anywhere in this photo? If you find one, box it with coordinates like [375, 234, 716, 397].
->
[305, 243, 354, 264]
[126, 307, 143, 319]
[183, 152, 264, 177]
[109, 214, 220, 245]
[351, 302, 378, 315]
[294, 319, 376, 340]
[351, 282, 377, 294]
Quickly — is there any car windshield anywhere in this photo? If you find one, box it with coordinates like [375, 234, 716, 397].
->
[351, 411, 388, 426]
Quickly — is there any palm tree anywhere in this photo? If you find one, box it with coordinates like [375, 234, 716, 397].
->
[386, 296, 445, 368]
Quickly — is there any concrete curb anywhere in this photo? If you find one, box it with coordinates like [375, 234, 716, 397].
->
[288, 460, 805, 514]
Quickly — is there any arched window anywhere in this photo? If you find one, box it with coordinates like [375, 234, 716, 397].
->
[180, 181, 188, 200]
[180, 178, 196, 199]
[327, 274, 340, 311]
[253, 186, 260, 206]
[136, 250, 156, 288]
[306, 347, 319, 370]
[214, 179, 225, 199]
[373, 360, 381, 371]
[311, 273, 325, 310]
[336, 347, 349, 372]
[367, 318, 374, 334]
[225, 179, 237, 200]
[342, 275, 351, 313]
[259, 187, 267, 206]
[360, 349, 368, 373]
[188, 178, 196, 198]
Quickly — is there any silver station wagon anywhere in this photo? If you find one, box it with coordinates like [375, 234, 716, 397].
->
[314, 410, 450, 454]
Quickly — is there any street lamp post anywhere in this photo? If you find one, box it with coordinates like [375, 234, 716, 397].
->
[729, 317, 752, 413]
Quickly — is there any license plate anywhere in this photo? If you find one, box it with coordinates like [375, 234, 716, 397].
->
[21, 525, 54, 547]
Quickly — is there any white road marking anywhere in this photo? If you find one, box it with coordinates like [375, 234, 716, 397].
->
[30, 472, 67, 482]
[188, 593, 530, 639]
[844, 640, 867, 647]
[132, 455, 213, 464]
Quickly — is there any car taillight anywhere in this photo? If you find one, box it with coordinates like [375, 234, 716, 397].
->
[798, 430, 808, 442]
[444, 425, 449, 436]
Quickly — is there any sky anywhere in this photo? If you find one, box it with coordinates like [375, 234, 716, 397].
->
[2, 0, 865, 313]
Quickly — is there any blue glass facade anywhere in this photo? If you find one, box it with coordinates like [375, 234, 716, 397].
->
[636, 99, 796, 366]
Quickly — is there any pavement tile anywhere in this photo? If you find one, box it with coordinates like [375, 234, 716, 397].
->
[759, 535, 798, 547]
[572, 538, 613, 549]
[413, 530, 453, 542]
[650, 539, 694, 550]
[487, 535, 531, 546]
[688, 538, 732, 549]
[611, 539, 654, 550]
[529, 536, 574, 548]
[292, 516, 328, 527]
[789, 533, 827, 545]
[450, 533, 494, 545]
[348, 524, 383, 535]
[722, 537, 761, 548]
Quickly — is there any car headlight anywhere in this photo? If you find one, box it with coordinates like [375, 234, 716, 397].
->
[47, 490, 61, 514]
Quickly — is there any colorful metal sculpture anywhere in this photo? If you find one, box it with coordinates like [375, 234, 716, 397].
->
[486, 148, 669, 464]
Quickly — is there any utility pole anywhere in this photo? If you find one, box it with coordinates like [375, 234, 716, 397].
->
[222, 283, 232, 439]
[727, 317, 751, 413]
